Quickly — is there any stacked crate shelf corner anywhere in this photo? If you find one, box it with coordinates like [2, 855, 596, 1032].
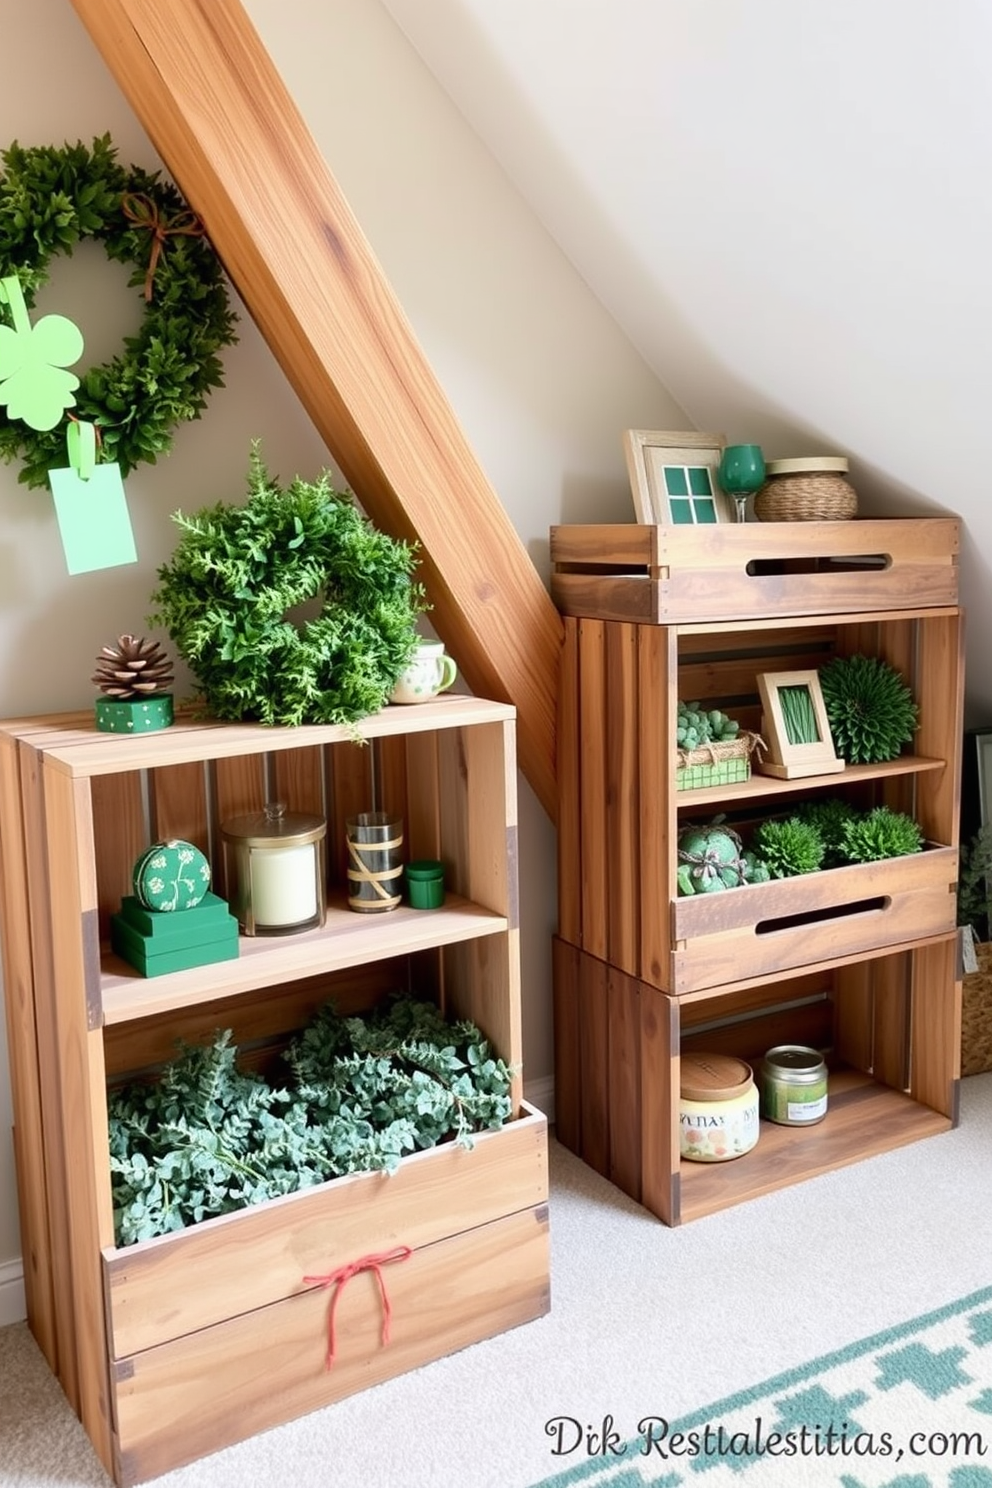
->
[550, 516, 964, 1227]
[0, 696, 549, 1485]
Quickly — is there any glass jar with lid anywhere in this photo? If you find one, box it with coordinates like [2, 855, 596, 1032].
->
[759, 1045, 828, 1126]
[220, 802, 326, 935]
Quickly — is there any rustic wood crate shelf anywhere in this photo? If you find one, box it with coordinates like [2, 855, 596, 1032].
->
[99, 893, 509, 1023]
[677, 1069, 953, 1224]
[552, 516, 964, 1226]
[0, 697, 549, 1485]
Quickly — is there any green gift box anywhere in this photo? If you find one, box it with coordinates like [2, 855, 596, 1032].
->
[118, 891, 233, 943]
[95, 695, 174, 734]
[110, 909, 239, 978]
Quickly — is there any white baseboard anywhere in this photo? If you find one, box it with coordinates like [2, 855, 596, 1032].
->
[524, 1074, 554, 1126]
[0, 1258, 26, 1327]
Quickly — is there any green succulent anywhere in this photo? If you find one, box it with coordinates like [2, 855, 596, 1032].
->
[838, 807, 923, 864]
[795, 797, 860, 867]
[751, 817, 826, 878]
[676, 700, 741, 749]
[818, 654, 919, 765]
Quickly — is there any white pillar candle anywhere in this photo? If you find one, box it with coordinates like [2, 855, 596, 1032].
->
[249, 844, 318, 927]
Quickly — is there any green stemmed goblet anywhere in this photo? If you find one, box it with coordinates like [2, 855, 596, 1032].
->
[718, 444, 766, 524]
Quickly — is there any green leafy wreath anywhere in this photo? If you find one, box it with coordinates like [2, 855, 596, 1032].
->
[149, 446, 427, 727]
[0, 134, 238, 488]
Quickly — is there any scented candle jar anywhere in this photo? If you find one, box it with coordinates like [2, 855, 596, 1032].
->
[679, 1052, 759, 1163]
[759, 1045, 829, 1125]
[220, 802, 326, 935]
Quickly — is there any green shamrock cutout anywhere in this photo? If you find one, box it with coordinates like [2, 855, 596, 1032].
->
[0, 276, 84, 432]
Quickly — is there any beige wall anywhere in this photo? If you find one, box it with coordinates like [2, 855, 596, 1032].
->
[0, 0, 684, 1286]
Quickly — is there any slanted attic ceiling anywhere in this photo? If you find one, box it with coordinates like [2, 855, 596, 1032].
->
[70, 0, 563, 820]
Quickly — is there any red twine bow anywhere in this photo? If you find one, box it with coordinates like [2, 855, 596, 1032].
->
[120, 191, 206, 302]
[304, 1245, 412, 1371]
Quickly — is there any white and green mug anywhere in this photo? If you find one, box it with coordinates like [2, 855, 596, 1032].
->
[389, 642, 458, 705]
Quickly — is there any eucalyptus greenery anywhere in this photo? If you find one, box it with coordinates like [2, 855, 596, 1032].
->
[108, 994, 515, 1246]
[148, 446, 426, 726]
[819, 654, 919, 765]
[0, 134, 237, 487]
[837, 806, 923, 864]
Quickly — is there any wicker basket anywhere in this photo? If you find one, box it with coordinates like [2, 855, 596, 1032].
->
[754, 457, 857, 522]
[676, 731, 764, 791]
[962, 941, 992, 1076]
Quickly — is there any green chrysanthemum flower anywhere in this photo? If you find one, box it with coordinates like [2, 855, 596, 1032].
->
[819, 654, 919, 764]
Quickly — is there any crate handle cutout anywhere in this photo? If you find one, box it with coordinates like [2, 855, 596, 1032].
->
[754, 896, 890, 936]
[745, 553, 892, 577]
[304, 1244, 412, 1370]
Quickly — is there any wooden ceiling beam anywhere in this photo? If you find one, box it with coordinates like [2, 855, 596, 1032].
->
[69, 0, 562, 820]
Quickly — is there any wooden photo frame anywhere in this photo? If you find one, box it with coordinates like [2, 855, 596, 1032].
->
[962, 725, 992, 841]
[622, 429, 730, 526]
[756, 670, 845, 780]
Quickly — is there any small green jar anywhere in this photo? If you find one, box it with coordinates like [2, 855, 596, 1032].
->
[404, 859, 446, 909]
[759, 1045, 828, 1126]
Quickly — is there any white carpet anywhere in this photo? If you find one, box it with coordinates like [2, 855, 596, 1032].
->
[2, 1073, 990, 1488]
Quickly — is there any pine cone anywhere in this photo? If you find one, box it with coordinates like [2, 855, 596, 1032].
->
[92, 635, 174, 699]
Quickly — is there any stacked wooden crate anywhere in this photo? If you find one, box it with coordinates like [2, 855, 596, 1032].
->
[550, 518, 963, 1226]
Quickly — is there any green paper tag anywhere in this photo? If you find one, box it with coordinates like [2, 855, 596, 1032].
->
[49, 462, 138, 574]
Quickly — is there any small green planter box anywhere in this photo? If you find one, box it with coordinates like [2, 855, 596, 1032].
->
[676, 756, 751, 791]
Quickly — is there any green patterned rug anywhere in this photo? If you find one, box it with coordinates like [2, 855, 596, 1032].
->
[531, 1285, 992, 1488]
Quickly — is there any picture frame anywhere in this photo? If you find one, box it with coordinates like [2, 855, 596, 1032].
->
[962, 726, 992, 839]
[755, 669, 845, 780]
[622, 429, 730, 526]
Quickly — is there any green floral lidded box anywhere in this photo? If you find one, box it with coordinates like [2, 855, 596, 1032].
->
[132, 839, 211, 912]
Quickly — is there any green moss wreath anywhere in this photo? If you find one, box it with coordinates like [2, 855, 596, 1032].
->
[0, 134, 237, 487]
[148, 447, 427, 727]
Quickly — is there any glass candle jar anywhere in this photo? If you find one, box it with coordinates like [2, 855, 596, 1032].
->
[220, 802, 326, 935]
[759, 1045, 829, 1126]
[679, 1052, 759, 1162]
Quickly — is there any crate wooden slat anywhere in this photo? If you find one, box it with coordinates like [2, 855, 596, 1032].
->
[103, 1104, 547, 1358]
[669, 847, 957, 994]
[550, 518, 960, 623]
[111, 1202, 549, 1487]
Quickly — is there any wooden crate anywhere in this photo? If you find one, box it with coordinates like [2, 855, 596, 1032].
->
[553, 517, 964, 1226]
[550, 518, 960, 624]
[554, 936, 960, 1227]
[104, 1108, 548, 1484]
[557, 605, 964, 992]
[0, 699, 549, 1485]
[670, 848, 957, 994]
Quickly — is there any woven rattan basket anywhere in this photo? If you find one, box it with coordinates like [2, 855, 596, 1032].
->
[754, 456, 857, 522]
[962, 940, 992, 1076]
